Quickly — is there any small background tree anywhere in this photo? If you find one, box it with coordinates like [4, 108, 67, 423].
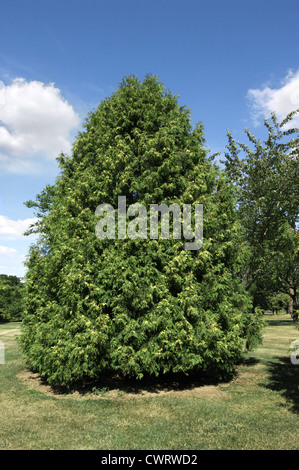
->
[0, 274, 24, 322]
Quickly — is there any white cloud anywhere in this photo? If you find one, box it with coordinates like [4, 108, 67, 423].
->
[247, 70, 299, 128]
[0, 215, 38, 238]
[0, 245, 26, 278]
[0, 78, 80, 173]
[0, 245, 18, 256]
[0, 215, 37, 277]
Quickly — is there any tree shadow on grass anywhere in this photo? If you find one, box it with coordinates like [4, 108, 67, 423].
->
[264, 318, 294, 328]
[264, 356, 299, 414]
[18, 366, 234, 399]
[239, 356, 260, 367]
[68, 369, 233, 398]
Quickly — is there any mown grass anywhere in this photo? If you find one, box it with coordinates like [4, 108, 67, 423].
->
[0, 314, 298, 450]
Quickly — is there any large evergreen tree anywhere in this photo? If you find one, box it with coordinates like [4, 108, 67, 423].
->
[20, 75, 262, 387]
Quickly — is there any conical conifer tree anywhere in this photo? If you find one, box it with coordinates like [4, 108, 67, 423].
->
[20, 75, 263, 387]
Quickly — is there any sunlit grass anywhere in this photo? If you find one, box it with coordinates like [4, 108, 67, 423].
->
[0, 314, 298, 450]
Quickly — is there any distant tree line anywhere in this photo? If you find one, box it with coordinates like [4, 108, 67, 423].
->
[0, 274, 24, 322]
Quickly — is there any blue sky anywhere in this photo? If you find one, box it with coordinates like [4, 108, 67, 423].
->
[1, 0, 299, 277]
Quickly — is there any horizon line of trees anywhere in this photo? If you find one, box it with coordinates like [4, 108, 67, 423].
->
[0, 274, 24, 322]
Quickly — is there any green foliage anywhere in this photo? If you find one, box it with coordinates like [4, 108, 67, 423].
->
[224, 111, 299, 312]
[20, 75, 262, 387]
[267, 292, 290, 314]
[0, 274, 24, 322]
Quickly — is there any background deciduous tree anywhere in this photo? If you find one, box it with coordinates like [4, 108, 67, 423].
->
[224, 110, 299, 317]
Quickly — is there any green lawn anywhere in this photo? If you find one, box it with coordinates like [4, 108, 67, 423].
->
[0, 314, 298, 450]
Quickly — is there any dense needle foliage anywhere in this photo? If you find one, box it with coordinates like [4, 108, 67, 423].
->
[20, 75, 263, 387]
